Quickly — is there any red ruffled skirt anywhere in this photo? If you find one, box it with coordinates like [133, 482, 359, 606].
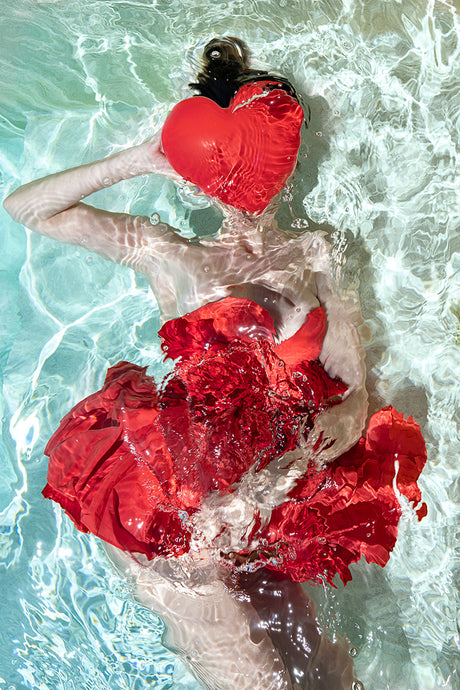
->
[43, 297, 427, 585]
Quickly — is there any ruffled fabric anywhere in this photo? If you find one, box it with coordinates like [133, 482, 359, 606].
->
[244, 407, 427, 584]
[43, 297, 426, 584]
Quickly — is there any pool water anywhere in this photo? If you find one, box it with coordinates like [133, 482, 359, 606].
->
[1, 1, 459, 688]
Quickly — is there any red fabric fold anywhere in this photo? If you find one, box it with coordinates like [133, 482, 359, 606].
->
[246, 407, 427, 584]
[274, 306, 327, 366]
[43, 297, 426, 584]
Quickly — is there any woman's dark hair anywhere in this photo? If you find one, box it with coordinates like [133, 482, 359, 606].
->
[189, 37, 304, 112]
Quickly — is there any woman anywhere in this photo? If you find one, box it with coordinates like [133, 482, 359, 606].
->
[3, 38, 425, 689]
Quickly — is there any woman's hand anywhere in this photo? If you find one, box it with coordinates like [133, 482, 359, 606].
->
[141, 132, 182, 180]
[306, 386, 368, 464]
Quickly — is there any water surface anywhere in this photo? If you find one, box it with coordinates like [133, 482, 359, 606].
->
[1, 1, 459, 688]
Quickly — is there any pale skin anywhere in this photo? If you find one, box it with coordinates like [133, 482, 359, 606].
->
[3, 131, 364, 688]
[3, 132, 367, 461]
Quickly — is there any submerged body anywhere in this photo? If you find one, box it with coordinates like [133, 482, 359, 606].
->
[3, 38, 426, 689]
[107, 546, 356, 690]
[3, 133, 366, 690]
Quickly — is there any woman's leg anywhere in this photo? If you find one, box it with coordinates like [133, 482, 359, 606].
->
[228, 568, 357, 690]
[105, 546, 292, 690]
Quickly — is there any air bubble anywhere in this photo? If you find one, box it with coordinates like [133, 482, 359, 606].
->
[352, 682, 364, 690]
[282, 183, 293, 202]
[203, 265, 210, 273]
[149, 212, 160, 225]
[349, 647, 358, 657]
[86, 256, 93, 264]
[103, 177, 111, 186]
[315, 131, 322, 137]
[291, 218, 309, 229]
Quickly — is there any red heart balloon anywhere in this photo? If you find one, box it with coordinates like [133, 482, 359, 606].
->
[161, 81, 304, 215]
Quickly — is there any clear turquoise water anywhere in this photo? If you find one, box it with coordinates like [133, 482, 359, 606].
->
[1, 1, 459, 688]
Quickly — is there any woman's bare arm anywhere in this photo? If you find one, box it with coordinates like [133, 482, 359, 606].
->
[310, 268, 368, 462]
[2, 134, 184, 273]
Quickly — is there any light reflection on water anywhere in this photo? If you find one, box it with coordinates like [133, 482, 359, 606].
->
[1, 1, 458, 688]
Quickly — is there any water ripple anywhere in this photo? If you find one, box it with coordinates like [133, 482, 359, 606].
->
[1, 1, 459, 688]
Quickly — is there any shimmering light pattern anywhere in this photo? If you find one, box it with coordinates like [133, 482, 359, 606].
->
[1, 1, 458, 688]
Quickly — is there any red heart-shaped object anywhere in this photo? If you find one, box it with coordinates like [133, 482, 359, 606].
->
[161, 81, 304, 214]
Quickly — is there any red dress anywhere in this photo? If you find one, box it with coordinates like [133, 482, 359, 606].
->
[43, 297, 427, 585]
